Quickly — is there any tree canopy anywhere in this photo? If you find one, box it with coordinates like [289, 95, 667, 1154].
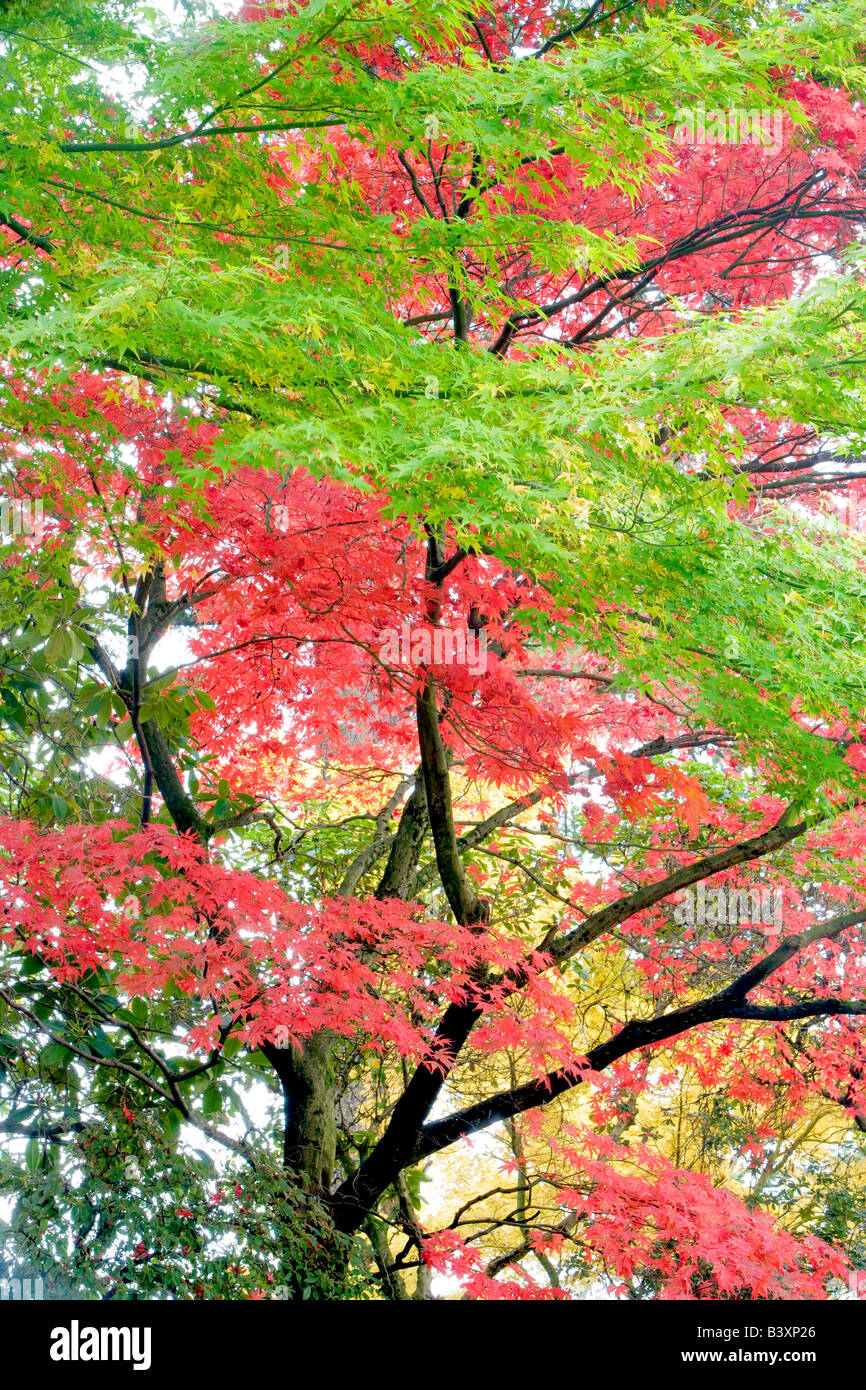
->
[3, 0, 866, 1299]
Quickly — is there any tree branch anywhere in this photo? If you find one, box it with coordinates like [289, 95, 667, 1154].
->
[411, 906, 866, 1162]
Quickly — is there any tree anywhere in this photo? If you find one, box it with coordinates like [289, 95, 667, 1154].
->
[2, 0, 866, 1298]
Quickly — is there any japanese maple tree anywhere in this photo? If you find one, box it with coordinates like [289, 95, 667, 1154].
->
[2, 0, 866, 1299]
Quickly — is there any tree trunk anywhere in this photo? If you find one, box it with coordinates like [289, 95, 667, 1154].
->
[264, 1032, 336, 1192]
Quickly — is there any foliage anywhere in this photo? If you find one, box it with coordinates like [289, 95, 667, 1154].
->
[2, 0, 866, 1298]
[0, 1115, 352, 1299]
